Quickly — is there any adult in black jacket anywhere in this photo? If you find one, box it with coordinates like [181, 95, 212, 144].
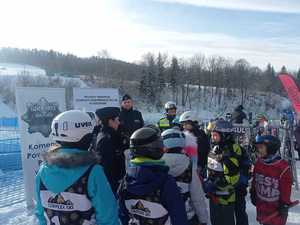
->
[95, 107, 125, 194]
[119, 94, 144, 147]
[231, 105, 247, 124]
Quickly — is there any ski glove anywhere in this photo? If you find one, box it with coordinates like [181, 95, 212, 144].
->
[279, 204, 289, 217]
[203, 179, 217, 194]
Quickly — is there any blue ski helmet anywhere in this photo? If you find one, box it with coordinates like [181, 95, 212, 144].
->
[255, 135, 281, 155]
[161, 128, 185, 150]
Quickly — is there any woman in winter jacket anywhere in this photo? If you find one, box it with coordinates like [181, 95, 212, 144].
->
[95, 107, 125, 194]
[179, 111, 210, 176]
[35, 110, 120, 225]
[251, 135, 292, 225]
[118, 127, 189, 225]
[161, 128, 209, 225]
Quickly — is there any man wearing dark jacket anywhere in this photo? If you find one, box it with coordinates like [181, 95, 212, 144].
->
[232, 105, 247, 124]
[95, 107, 125, 194]
[119, 94, 144, 147]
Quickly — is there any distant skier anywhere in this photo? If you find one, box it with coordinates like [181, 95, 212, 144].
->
[232, 105, 247, 124]
[225, 113, 232, 122]
[35, 110, 120, 225]
[157, 101, 178, 132]
[255, 113, 270, 136]
[161, 128, 209, 225]
[251, 135, 293, 225]
[118, 127, 189, 225]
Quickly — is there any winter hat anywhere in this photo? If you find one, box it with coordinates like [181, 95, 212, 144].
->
[122, 94, 132, 101]
[95, 107, 120, 121]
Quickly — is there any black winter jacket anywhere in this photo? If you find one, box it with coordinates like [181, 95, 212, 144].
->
[95, 126, 125, 194]
[119, 107, 144, 139]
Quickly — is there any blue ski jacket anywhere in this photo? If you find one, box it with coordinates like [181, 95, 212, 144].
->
[35, 147, 120, 225]
[118, 157, 189, 225]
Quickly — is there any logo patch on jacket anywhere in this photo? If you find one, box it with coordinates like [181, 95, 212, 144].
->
[131, 200, 151, 216]
[48, 194, 74, 210]
[255, 173, 280, 202]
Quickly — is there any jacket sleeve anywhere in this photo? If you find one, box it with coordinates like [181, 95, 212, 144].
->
[197, 130, 210, 169]
[250, 165, 257, 206]
[138, 111, 144, 128]
[34, 169, 47, 225]
[161, 176, 189, 225]
[222, 145, 241, 186]
[88, 165, 120, 225]
[96, 137, 115, 189]
[279, 165, 292, 205]
[117, 181, 130, 225]
[190, 169, 209, 223]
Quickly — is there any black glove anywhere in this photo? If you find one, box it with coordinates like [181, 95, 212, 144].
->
[279, 204, 289, 217]
[250, 188, 256, 206]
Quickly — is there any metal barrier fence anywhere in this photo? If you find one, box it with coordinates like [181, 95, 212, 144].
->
[0, 126, 24, 207]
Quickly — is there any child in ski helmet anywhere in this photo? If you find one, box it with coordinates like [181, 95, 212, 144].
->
[157, 101, 178, 132]
[179, 111, 210, 175]
[251, 135, 292, 225]
[161, 128, 209, 225]
[35, 110, 120, 225]
[203, 119, 241, 225]
[118, 127, 188, 225]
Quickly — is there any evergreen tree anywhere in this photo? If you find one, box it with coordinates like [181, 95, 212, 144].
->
[169, 57, 180, 102]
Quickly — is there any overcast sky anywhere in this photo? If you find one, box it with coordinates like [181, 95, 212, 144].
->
[0, 0, 299, 70]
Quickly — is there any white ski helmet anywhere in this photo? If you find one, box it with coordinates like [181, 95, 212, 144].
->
[51, 110, 95, 143]
[161, 128, 185, 149]
[165, 101, 177, 111]
[179, 111, 198, 123]
[207, 157, 224, 172]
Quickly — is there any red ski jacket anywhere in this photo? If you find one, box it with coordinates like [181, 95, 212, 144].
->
[251, 156, 292, 225]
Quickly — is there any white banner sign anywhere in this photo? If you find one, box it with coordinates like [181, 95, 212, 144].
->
[73, 88, 119, 112]
[16, 87, 66, 208]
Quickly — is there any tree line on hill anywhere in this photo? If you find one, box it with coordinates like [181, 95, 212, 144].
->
[1, 47, 300, 110]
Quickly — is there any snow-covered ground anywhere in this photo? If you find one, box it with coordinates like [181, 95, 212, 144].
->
[1, 162, 300, 225]
[0, 63, 46, 77]
[0, 101, 16, 118]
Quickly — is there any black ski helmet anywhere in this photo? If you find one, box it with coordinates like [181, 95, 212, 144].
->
[212, 119, 233, 143]
[130, 127, 164, 160]
[213, 120, 233, 133]
[255, 135, 281, 155]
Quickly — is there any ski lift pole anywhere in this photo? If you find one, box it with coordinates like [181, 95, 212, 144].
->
[289, 124, 299, 190]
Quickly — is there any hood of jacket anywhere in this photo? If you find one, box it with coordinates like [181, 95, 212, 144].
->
[162, 153, 190, 177]
[39, 147, 99, 193]
[126, 160, 170, 195]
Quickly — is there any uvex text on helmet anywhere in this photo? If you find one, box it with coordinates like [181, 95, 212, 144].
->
[51, 110, 95, 143]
